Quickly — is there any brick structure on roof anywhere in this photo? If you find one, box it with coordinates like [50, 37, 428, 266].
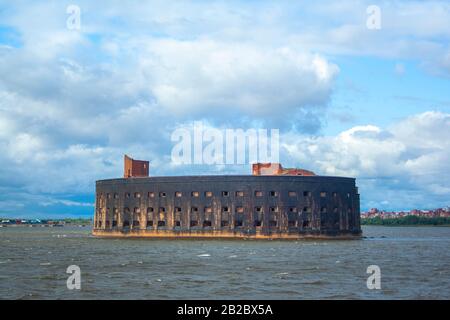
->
[124, 155, 149, 178]
[252, 163, 316, 176]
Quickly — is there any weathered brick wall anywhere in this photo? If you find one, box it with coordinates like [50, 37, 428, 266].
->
[124, 155, 149, 178]
[94, 175, 361, 238]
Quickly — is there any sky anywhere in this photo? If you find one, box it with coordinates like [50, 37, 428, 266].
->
[0, 0, 449, 218]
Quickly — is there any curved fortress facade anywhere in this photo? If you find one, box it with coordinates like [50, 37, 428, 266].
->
[92, 157, 362, 239]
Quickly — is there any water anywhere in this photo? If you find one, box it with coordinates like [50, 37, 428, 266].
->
[0, 226, 449, 299]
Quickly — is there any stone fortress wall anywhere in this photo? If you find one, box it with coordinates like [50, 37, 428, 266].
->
[93, 157, 361, 239]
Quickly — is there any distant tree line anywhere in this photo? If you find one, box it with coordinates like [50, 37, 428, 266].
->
[63, 218, 92, 224]
[362, 216, 450, 226]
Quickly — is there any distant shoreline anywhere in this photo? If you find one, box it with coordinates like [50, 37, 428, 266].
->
[362, 224, 450, 227]
[0, 218, 92, 228]
[361, 216, 450, 227]
[0, 224, 91, 228]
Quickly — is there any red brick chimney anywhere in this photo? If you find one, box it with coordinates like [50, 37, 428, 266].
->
[124, 155, 149, 178]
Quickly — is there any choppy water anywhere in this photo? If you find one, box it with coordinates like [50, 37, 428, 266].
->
[0, 226, 449, 299]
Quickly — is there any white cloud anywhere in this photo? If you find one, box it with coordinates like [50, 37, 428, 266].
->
[0, 1, 449, 216]
[281, 111, 450, 210]
[40, 199, 94, 207]
[136, 39, 338, 120]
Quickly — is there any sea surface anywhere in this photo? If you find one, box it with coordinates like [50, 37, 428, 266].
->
[0, 225, 449, 299]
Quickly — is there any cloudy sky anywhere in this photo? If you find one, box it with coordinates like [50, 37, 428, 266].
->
[0, 0, 449, 218]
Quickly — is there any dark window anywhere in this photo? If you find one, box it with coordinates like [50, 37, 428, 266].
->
[132, 220, 140, 227]
[254, 220, 262, 227]
[191, 207, 198, 212]
[235, 220, 243, 227]
[159, 207, 166, 212]
[222, 191, 229, 197]
[159, 192, 166, 197]
[269, 220, 277, 227]
[112, 221, 117, 227]
[146, 221, 153, 227]
[157, 221, 166, 227]
[221, 220, 229, 227]
[302, 220, 311, 228]
[321, 207, 327, 213]
[203, 221, 212, 227]
[270, 207, 278, 212]
[289, 207, 297, 212]
[288, 221, 297, 227]
[147, 207, 154, 213]
[270, 191, 278, 197]
[175, 221, 181, 227]
[125, 193, 131, 198]
[190, 220, 198, 227]
[303, 207, 312, 213]
[255, 206, 262, 212]
[303, 191, 311, 197]
[175, 207, 181, 212]
[123, 221, 130, 227]
[222, 206, 229, 212]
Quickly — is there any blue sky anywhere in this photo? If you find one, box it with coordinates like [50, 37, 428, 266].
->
[0, 0, 449, 218]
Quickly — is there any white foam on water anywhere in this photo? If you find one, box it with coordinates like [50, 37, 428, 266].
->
[197, 254, 211, 257]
